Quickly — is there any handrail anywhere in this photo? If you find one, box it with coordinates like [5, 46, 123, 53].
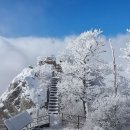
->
[32, 115, 49, 120]
[61, 113, 86, 118]
[61, 113, 86, 129]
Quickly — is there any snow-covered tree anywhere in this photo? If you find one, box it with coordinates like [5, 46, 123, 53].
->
[57, 30, 130, 129]
[58, 30, 106, 116]
[88, 34, 130, 130]
[122, 35, 130, 73]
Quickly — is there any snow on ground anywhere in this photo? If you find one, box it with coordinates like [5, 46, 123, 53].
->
[42, 127, 80, 130]
[0, 102, 4, 107]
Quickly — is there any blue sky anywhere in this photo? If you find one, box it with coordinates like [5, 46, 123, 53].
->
[0, 0, 130, 95]
[0, 0, 130, 37]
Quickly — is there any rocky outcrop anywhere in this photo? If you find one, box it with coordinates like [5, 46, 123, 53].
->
[0, 56, 62, 125]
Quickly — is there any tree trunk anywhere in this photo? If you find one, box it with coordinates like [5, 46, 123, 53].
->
[82, 78, 88, 116]
[83, 100, 87, 116]
[109, 40, 118, 96]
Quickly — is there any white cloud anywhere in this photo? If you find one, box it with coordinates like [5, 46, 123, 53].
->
[0, 36, 75, 95]
[110, 33, 130, 58]
[127, 29, 130, 32]
[101, 33, 130, 64]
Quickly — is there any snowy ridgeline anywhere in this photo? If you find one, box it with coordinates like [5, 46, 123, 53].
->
[1, 30, 130, 130]
[1, 64, 52, 107]
[0, 59, 54, 123]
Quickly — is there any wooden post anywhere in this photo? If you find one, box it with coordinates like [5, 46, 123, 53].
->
[29, 123, 31, 129]
[49, 115, 50, 126]
[26, 126, 28, 130]
[62, 113, 63, 125]
[78, 115, 79, 129]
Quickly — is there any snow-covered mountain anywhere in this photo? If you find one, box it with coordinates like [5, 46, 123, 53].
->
[0, 57, 55, 122]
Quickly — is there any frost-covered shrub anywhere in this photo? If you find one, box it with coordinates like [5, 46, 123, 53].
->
[89, 95, 130, 130]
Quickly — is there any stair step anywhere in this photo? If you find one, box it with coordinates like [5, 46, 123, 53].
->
[50, 91, 58, 94]
[49, 108, 59, 111]
[49, 104, 59, 107]
[49, 99, 58, 102]
[50, 93, 58, 95]
[52, 77, 59, 79]
[52, 82, 58, 84]
[49, 97, 58, 100]
[49, 110, 59, 112]
[49, 96, 57, 98]
[49, 106, 58, 108]
[50, 94, 58, 96]
[49, 101, 58, 103]
[49, 105, 59, 108]
[49, 99, 59, 104]
[50, 90, 57, 92]
[51, 85, 57, 86]
[52, 78, 58, 79]
[49, 96, 58, 97]
[52, 81, 58, 82]
[50, 88, 57, 90]
[52, 81, 58, 83]
[50, 89, 57, 91]
[49, 98, 58, 100]
[52, 79, 58, 81]
[51, 82, 58, 84]
[49, 107, 58, 109]
[50, 93, 57, 95]
[50, 88, 58, 91]
[50, 92, 58, 94]
[49, 103, 58, 105]
[48, 76, 60, 115]
[50, 87, 57, 91]
[49, 95, 58, 97]
[50, 92, 57, 94]
[51, 84, 57, 86]
[52, 80, 57, 82]
[48, 108, 59, 112]
[50, 87, 57, 89]
[50, 94, 57, 97]
[51, 86, 57, 88]
[49, 97, 58, 99]
[50, 90, 57, 93]
[51, 86, 56, 88]
[49, 112, 58, 114]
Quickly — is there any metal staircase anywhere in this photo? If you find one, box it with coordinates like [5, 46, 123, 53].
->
[48, 77, 59, 115]
[46, 57, 62, 115]
[38, 56, 62, 115]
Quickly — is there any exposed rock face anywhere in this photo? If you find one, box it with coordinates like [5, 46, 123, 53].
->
[20, 97, 35, 111]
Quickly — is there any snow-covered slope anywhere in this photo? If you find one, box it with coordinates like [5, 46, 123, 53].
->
[0, 58, 53, 121]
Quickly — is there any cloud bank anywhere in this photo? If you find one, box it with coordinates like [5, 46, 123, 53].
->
[0, 32, 130, 96]
[0, 36, 74, 95]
